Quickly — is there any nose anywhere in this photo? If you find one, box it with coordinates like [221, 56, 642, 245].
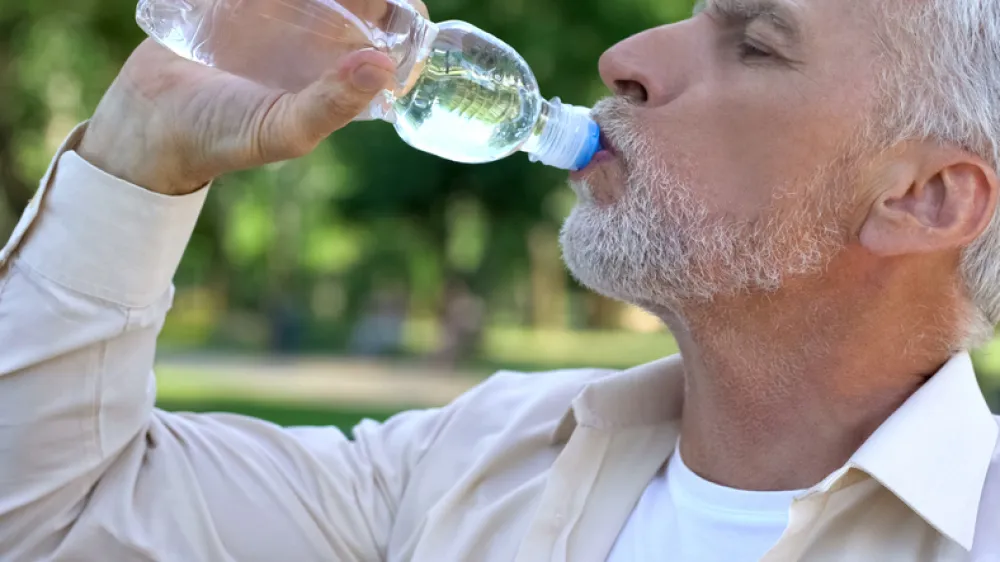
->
[598, 21, 695, 107]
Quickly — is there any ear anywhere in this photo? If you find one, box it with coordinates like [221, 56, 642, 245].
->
[860, 145, 999, 257]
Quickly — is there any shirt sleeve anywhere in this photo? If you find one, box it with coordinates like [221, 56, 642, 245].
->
[0, 127, 449, 562]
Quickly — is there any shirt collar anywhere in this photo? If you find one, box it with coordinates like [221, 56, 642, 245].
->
[552, 354, 685, 442]
[552, 352, 998, 550]
[845, 352, 998, 550]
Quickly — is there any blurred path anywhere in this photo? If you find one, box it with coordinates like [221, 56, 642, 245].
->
[155, 354, 486, 410]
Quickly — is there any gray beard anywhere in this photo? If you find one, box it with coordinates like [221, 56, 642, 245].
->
[559, 99, 849, 312]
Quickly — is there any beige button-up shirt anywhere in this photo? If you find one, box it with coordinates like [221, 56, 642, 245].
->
[2, 125, 1000, 562]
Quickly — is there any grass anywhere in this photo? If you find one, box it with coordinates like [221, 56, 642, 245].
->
[403, 322, 681, 372]
[156, 321, 1000, 425]
[156, 397, 401, 430]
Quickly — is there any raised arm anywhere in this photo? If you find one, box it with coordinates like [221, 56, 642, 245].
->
[0, 33, 442, 562]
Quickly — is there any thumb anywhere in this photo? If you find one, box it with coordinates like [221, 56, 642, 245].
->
[258, 50, 396, 161]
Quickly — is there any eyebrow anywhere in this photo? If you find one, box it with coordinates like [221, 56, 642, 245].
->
[694, 0, 802, 45]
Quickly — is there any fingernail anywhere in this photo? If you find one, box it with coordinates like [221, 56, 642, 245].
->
[352, 64, 392, 93]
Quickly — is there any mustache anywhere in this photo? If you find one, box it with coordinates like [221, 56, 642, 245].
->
[590, 96, 651, 172]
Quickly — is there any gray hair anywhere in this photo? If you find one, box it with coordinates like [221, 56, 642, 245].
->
[873, 0, 1000, 348]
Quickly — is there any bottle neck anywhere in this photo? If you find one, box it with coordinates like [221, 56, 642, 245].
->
[367, 1, 439, 122]
[521, 98, 601, 171]
[520, 102, 552, 157]
[389, 6, 439, 99]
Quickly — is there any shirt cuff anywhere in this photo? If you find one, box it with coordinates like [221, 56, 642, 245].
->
[5, 125, 209, 308]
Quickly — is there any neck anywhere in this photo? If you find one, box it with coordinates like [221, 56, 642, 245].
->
[662, 251, 963, 491]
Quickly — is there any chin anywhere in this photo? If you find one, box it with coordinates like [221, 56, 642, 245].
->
[559, 204, 654, 306]
[568, 168, 627, 207]
[559, 189, 721, 311]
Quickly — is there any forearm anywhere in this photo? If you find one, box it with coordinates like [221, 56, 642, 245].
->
[0, 126, 206, 525]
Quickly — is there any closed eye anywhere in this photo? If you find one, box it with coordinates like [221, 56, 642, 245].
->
[739, 40, 774, 60]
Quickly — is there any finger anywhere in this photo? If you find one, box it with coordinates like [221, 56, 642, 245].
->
[258, 49, 396, 161]
[335, 0, 390, 25]
[405, 0, 429, 19]
[349, 0, 427, 23]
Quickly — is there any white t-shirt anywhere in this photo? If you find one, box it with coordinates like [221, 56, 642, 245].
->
[607, 447, 805, 562]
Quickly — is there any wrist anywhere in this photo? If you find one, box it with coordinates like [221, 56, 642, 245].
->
[77, 111, 211, 197]
[76, 141, 208, 197]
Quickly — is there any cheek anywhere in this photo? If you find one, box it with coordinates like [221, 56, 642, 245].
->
[637, 80, 864, 220]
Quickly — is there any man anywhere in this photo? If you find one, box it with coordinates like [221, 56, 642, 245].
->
[1, 0, 999, 559]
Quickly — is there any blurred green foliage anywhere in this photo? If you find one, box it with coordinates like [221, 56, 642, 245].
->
[3, 0, 1000, 410]
[158, 397, 398, 429]
[0, 0, 692, 358]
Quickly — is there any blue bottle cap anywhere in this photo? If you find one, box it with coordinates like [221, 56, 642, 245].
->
[571, 119, 602, 171]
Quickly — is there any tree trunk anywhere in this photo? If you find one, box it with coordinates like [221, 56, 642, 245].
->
[528, 225, 567, 328]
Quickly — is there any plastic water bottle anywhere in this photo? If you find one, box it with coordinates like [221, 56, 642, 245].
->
[136, 0, 601, 171]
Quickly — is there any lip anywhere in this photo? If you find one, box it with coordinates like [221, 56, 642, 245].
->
[598, 130, 618, 156]
[569, 130, 619, 181]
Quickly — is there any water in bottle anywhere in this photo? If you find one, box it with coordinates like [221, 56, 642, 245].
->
[136, 0, 601, 170]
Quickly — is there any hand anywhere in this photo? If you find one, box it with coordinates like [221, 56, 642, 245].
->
[77, 0, 429, 196]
